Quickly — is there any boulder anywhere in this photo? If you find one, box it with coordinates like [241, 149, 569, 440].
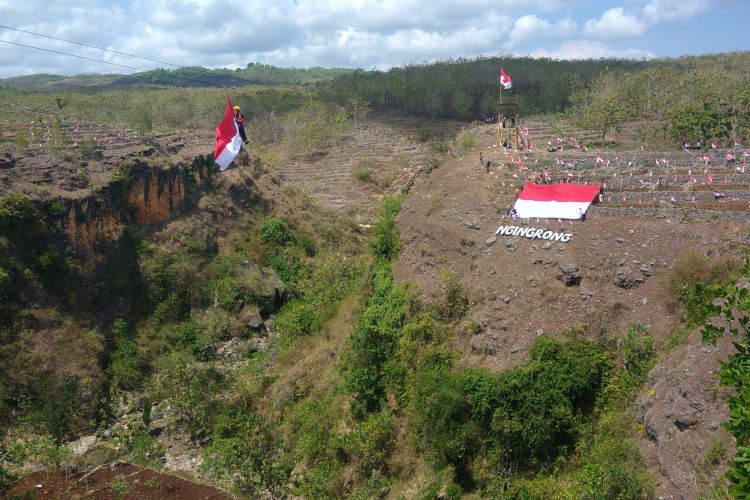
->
[557, 263, 582, 286]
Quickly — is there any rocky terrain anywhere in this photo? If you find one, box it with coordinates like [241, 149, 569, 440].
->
[2, 111, 748, 498]
[392, 120, 748, 498]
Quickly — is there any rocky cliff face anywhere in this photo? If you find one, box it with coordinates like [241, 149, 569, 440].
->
[54, 155, 214, 269]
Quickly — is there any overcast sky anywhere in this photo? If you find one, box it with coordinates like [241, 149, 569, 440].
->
[0, 0, 747, 78]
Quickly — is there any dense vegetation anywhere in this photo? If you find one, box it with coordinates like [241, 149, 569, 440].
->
[0, 64, 352, 90]
[320, 51, 750, 147]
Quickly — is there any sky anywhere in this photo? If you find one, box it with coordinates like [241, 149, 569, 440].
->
[0, 0, 747, 78]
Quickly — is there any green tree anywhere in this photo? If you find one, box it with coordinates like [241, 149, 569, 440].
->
[573, 71, 629, 147]
[701, 259, 750, 497]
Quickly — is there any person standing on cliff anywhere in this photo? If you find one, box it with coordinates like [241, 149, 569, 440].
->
[233, 105, 249, 145]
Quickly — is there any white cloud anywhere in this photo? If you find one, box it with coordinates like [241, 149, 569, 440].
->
[642, 0, 712, 22]
[531, 40, 656, 60]
[506, 14, 576, 47]
[581, 0, 714, 40]
[582, 7, 647, 39]
[0, 0, 723, 78]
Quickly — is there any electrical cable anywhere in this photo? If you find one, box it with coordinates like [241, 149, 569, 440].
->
[0, 24, 182, 69]
[0, 28, 251, 88]
[0, 39, 146, 72]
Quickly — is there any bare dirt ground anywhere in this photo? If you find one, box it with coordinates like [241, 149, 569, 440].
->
[8, 462, 230, 499]
[392, 120, 749, 498]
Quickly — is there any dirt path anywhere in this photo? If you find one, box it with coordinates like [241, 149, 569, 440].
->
[9, 462, 231, 499]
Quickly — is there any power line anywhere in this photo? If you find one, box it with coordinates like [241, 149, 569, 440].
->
[0, 38, 250, 88]
[0, 39, 146, 72]
[0, 24, 182, 69]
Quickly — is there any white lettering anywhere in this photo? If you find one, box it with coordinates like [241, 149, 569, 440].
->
[561, 233, 572, 242]
[542, 231, 553, 240]
[495, 225, 505, 235]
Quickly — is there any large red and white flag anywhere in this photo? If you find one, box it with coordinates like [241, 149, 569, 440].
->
[513, 182, 600, 220]
[214, 96, 242, 171]
[500, 67, 512, 89]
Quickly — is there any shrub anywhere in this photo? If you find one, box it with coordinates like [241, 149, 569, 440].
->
[345, 264, 407, 419]
[15, 134, 29, 149]
[370, 197, 402, 262]
[621, 323, 655, 384]
[411, 336, 611, 479]
[664, 251, 739, 322]
[298, 233, 316, 257]
[154, 353, 224, 440]
[203, 404, 292, 496]
[33, 246, 71, 287]
[342, 411, 395, 476]
[206, 276, 242, 312]
[274, 299, 324, 340]
[438, 272, 470, 320]
[47, 200, 67, 217]
[109, 339, 145, 390]
[354, 170, 372, 183]
[0, 193, 39, 229]
[259, 218, 292, 247]
[143, 258, 176, 303]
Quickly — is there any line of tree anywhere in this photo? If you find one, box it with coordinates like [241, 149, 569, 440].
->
[316, 52, 750, 146]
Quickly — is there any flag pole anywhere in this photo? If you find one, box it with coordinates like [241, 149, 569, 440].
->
[496, 85, 502, 151]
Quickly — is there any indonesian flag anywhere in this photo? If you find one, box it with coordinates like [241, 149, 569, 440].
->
[513, 182, 600, 220]
[710, 139, 719, 149]
[726, 151, 736, 161]
[500, 67, 512, 89]
[596, 155, 604, 164]
[737, 162, 746, 173]
[214, 96, 243, 171]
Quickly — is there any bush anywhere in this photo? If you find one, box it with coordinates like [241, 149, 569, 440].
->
[342, 411, 395, 476]
[203, 404, 292, 496]
[274, 299, 324, 340]
[143, 258, 176, 303]
[664, 251, 739, 322]
[345, 264, 407, 419]
[621, 323, 655, 384]
[33, 246, 71, 287]
[259, 218, 293, 247]
[370, 197, 402, 262]
[109, 339, 146, 390]
[154, 353, 224, 440]
[354, 170, 372, 183]
[0, 193, 39, 229]
[206, 277, 241, 312]
[411, 336, 611, 479]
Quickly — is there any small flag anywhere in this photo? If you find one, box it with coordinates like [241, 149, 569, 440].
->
[670, 196, 676, 203]
[711, 139, 719, 149]
[500, 67, 512, 89]
[727, 151, 736, 161]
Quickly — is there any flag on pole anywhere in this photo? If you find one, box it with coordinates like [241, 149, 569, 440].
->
[500, 67, 512, 89]
[214, 96, 243, 171]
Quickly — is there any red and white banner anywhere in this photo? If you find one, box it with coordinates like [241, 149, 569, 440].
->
[513, 183, 600, 220]
[500, 67, 512, 89]
[214, 96, 242, 171]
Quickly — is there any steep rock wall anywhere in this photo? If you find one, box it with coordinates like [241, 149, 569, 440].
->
[53, 155, 213, 269]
